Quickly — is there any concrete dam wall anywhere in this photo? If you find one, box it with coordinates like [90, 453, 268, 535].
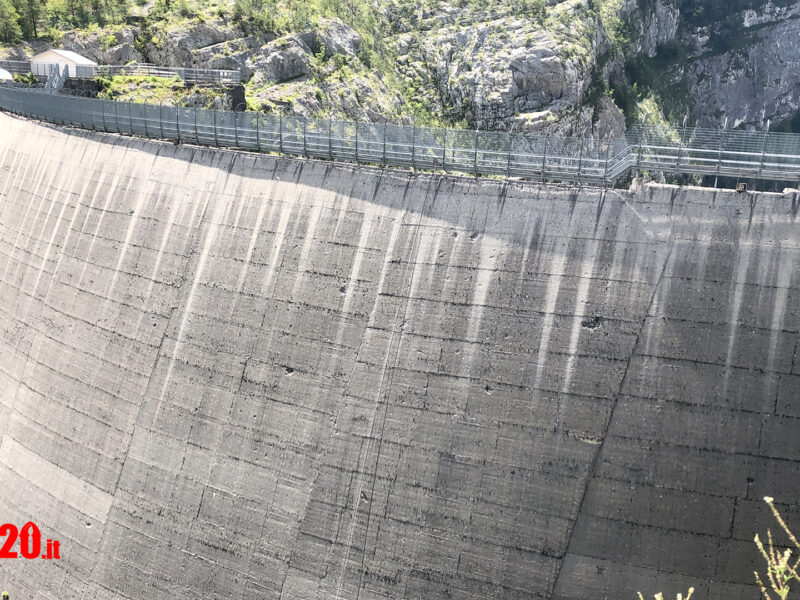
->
[0, 112, 799, 600]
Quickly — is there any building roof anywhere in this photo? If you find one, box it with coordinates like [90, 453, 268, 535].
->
[31, 49, 98, 66]
[0, 69, 12, 81]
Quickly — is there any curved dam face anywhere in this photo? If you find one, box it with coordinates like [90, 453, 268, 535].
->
[0, 112, 799, 600]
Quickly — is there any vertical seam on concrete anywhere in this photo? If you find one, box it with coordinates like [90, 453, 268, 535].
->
[283, 175, 409, 600]
[351, 177, 441, 600]
[87, 179, 212, 592]
[550, 193, 689, 597]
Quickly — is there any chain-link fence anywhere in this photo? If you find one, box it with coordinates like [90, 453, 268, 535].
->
[2, 86, 799, 185]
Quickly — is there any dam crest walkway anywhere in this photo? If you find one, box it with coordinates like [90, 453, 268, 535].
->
[1, 85, 799, 186]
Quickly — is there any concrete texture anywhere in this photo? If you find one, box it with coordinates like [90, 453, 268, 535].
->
[0, 112, 798, 600]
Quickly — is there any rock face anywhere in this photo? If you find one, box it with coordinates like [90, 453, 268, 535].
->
[0, 27, 143, 65]
[623, 0, 680, 58]
[4, 0, 800, 136]
[315, 17, 361, 58]
[249, 34, 315, 84]
[60, 26, 143, 64]
[147, 21, 243, 67]
[191, 33, 272, 79]
[234, 19, 404, 122]
[684, 2, 800, 129]
[392, 6, 627, 138]
[141, 16, 397, 121]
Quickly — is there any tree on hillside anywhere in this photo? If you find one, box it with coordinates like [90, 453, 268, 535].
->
[232, 0, 276, 34]
[0, 0, 22, 42]
[44, 0, 128, 29]
[12, 0, 43, 37]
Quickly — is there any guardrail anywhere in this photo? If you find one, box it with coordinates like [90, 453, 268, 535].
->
[0, 59, 30, 75]
[0, 59, 241, 85]
[92, 63, 241, 84]
[1, 85, 799, 186]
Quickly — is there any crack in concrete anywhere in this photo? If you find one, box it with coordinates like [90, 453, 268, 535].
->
[551, 193, 689, 597]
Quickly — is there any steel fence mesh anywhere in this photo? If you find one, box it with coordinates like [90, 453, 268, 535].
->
[3, 86, 800, 184]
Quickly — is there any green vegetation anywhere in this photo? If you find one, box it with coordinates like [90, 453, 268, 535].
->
[94, 72, 226, 107]
[11, 70, 36, 84]
[0, 0, 787, 134]
[755, 497, 800, 600]
[613, 39, 693, 126]
[639, 497, 799, 600]
[232, 0, 275, 34]
[12, 0, 45, 37]
[96, 73, 183, 102]
[0, 0, 22, 42]
[0, 0, 131, 40]
[44, 0, 130, 30]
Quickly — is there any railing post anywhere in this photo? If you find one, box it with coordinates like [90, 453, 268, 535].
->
[602, 141, 612, 187]
[213, 109, 219, 147]
[354, 122, 359, 163]
[194, 107, 199, 144]
[759, 119, 771, 178]
[101, 100, 107, 132]
[159, 105, 164, 138]
[234, 111, 239, 147]
[256, 113, 261, 152]
[577, 137, 584, 180]
[541, 134, 549, 182]
[328, 119, 333, 160]
[411, 124, 417, 170]
[279, 114, 283, 154]
[176, 108, 180, 142]
[382, 123, 387, 166]
[86, 96, 93, 131]
[303, 118, 307, 157]
[675, 126, 686, 173]
[715, 118, 727, 187]
[114, 99, 120, 134]
[506, 131, 512, 178]
[635, 126, 644, 174]
[442, 129, 447, 173]
[473, 129, 478, 176]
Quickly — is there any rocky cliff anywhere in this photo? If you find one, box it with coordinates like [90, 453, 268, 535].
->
[684, 1, 800, 129]
[2, 0, 800, 136]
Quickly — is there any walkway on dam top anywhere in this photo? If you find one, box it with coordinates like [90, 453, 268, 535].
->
[0, 84, 799, 187]
[0, 58, 241, 85]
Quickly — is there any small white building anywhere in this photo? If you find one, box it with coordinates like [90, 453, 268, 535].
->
[30, 49, 97, 78]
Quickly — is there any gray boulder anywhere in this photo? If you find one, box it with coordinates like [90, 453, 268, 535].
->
[315, 18, 361, 58]
[191, 34, 272, 79]
[60, 27, 142, 64]
[249, 34, 314, 85]
[393, 12, 607, 134]
[148, 22, 242, 67]
[686, 2, 800, 129]
[621, 0, 680, 58]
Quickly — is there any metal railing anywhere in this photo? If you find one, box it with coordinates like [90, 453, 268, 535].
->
[0, 59, 31, 75]
[91, 63, 241, 84]
[0, 59, 241, 85]
[1, 85, 799, 186]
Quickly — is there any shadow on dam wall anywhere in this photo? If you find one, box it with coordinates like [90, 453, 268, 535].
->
[0, 112, 799, 599]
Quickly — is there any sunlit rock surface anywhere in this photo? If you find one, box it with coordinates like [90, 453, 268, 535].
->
[0, 113, 799, 599]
